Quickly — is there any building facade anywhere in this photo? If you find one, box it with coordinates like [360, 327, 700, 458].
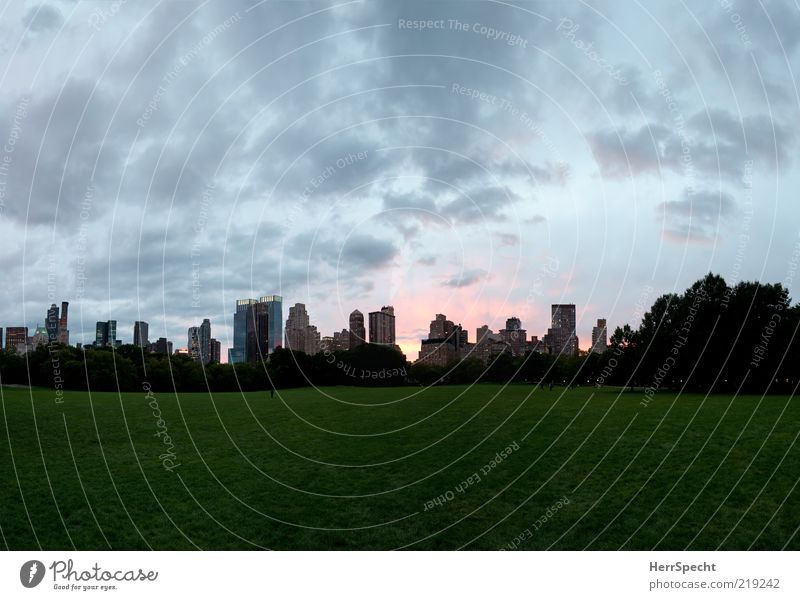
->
[285, 303, 320, 355]
[591, 318, 607, 354]
[133, 321, 149, 348]
[368, 306, 396, 346]
[5, 327, 27, 352]
[544, 304, 578, 356]
[349, 309, 365, 348]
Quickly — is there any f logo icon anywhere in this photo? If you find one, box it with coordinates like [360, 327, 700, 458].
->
[20, 560, 45, 588]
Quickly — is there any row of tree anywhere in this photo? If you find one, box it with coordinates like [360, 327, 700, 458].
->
[1, 274, 797, 394]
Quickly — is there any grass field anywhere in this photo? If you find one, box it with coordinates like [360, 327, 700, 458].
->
[0, 384, 797, 550]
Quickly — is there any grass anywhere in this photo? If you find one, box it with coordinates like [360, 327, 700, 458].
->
[0, 383, 797, 550]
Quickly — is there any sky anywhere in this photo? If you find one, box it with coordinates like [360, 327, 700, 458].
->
[0, 0, 798, 360]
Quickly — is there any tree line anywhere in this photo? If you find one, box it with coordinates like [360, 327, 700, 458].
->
[1, 274, 797, 394]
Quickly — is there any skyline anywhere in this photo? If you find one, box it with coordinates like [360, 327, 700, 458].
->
[0, 1, 798, 365]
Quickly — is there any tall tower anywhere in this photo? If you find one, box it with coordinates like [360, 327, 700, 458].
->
[133, 321, 149, 348]
[259, 295, 283, 353]
[46, 304, 59, 343]
[546, 304, 578, 356]
[285, 303, 320, 355]
[58, 301, 69, 345]
[349, 309, 365, 348]
[231, 298, 255, 364]
[591, 318, 607, 354]
[199, 318, 211, 365]
[368, 305, 396, 346]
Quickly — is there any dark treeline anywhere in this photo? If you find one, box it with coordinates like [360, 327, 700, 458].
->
[1, 274, 798, 394]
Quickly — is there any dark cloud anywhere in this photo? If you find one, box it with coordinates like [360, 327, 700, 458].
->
[657, 188, 737, 243]
[443, 268, 488, 288]
[22, 4, 62, 33]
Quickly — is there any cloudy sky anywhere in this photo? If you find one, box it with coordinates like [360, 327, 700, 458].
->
[0, 0, 798, 359]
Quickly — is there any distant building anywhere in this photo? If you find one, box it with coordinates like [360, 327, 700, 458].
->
[349, 309, 365, 348]
[151, 337, 172, 355]
[29, 326, 49, 351]
[544, 304, 578, 356]
[246, 300, 270, 364]
[417, 314, 468, 367]
[46, 304, 59, 343]
[210, 338, 221, 364]
[95, 320, 117, 348]
[5, 327, 27, 352]
[133, 321, 149, 348]
[230, 298, 255, 364]
[285, 303, 320, 355]
[472, 325, 510, 363]
[368, 305, 396, 346]
[259, 295, 283, 353]
[187, 327, 200, 361]
[332, 328, 349, 351]
[0, 327, 3, 350]
[58, 301, 69, 345]
[199, 319, 211, 365]
[591, 318, 607, 354]
[499, 316, 527, 356]
[230, 296, 282, 364]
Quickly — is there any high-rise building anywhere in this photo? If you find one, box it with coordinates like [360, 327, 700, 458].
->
[95, 320, 117, 347]
[591, 318, 607, 354]
[46, 303, 59, 343]
[58, 301, 69, 345]
[246, 301, 270, 364]
[500, 316, 527, 356]
[210, 338, 221, 364]
[187, 326, 201, 362]
[133, 321, 149, 348]
[230, 296, 281, 364]
[368, 305, 396, 346]
[230, 298, 255, 364]
[259, 295, 283, 353]
[199, 318, 211, 365]
[285, 303, 320, 355]
[0, 327, 3, 351]
[332, 329, 349, 351]
[152, 337, 172, 355]
[429, 314, 455, 339]
[418, 314, 464, 367]
[349, 309, 365, 348]
[5, 327, 27, 352]
[544, 304, 579, 356]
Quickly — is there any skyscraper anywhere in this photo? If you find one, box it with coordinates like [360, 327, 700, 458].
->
[545, 304, 578, 356]
[187, 326, 201, 362]
[95, 321, 117, 347]
[46, 303, 59, 343]
[133, 321, 149, 348]
[199, 318, 211, 365]
[5, 327, 28, 352]
[210, 338, 221, 364]
[500, 316, 527, 356]
[153, 337, 172, 355]
[230, 298, 255, 364]
[285, 303, 320, 355]
[591, 318, 607, 354]
[368, 305, 396, 346]
[246, 301, 270, 364]
[58, 301, 69, 345]
[259, 295, 283, 353]
[349, 309, 365, 348]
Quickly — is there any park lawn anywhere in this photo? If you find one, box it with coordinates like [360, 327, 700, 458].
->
[0, 384, 797, 550]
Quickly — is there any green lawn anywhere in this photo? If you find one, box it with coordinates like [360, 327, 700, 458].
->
[0, 384, 797, 550]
